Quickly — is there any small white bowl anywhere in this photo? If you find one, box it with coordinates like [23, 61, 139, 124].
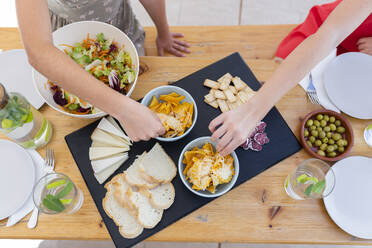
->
[32, 21, 139, 119]
[178, 136, 240, 198]
[141, 85, 198, 142]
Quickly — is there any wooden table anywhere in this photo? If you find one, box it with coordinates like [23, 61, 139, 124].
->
[0, 26, 371, 245]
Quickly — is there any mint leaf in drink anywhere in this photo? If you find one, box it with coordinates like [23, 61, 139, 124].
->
[42, 194, 65, 212]
[55, 181, 73, 199]
[305, 185, 313, 197]
[312, 180, 326, 194]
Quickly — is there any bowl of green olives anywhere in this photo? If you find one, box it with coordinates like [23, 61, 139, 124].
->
[300, 109, 354, 162]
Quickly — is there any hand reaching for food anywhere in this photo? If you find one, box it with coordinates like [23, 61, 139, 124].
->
[118, 100, 165, 142]
[209, 103, 260, 156]
[156, 32, 191, 57]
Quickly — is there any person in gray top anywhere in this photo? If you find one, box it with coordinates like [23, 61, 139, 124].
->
[16, 0, 190, 143]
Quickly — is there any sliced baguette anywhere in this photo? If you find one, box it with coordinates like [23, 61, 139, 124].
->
[98, 117, 131, 145]
[89, 147, 129, 161]
[124, 153, 158, 189]
[140, 183, 175, 210]
[112, 174, 138, 214]
[126, 187, 163, 228]
[103, 183, 143, 239]
[139, 143, 177, 184]
[91, 129, 128, 148]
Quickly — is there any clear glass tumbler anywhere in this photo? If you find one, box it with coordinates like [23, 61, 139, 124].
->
[284, 158, 335, 200]
[33, 173, 84, 214]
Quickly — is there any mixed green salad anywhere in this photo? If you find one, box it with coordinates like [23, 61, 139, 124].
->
[49, 33, 136, 115]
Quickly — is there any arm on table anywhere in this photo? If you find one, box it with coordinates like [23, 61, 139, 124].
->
[15, 0, 164, 142]
[139, 0, 190, 57]
[210, 0, 372, 155]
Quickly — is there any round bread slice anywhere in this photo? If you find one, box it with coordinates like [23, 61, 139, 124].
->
[141, 183, 175, 210]
[124, 152, 158, 189]
[126, 187, 163, 229]
[112, 174, 137, 214]
[139, 143, 177, 184]
[102, 184, 143, 239]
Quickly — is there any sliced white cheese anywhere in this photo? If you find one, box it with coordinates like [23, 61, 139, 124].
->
[89, 147, 129, 161]
[91, 141, 109, 147]
[102, 117, 132, 145]
[94, 155, 128, 184]
[91, 129, 128, 148]
[91, 153, 128, 174]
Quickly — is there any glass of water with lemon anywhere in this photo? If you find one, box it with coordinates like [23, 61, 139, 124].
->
[284, 159, 335, 200]
[33, 173, 84, 214]
[364, 123, 372, 148]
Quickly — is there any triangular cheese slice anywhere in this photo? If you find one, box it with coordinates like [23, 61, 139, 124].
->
[94, 156, 128, 184]
[91, 141, 110, 147]
[91, 129, 128, 148]
[89, 147, 129, 160]
[103, 117, 132, 145]
[91, 153, 128, 173]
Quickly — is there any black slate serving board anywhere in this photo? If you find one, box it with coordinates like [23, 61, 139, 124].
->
[65, 53, 301, 248]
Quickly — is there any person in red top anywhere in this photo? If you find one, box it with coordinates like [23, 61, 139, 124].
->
[276, 0, 372, 59]
[209, 0, 372, 156]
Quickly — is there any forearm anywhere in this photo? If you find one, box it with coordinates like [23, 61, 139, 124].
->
[139, 0, 169, 37]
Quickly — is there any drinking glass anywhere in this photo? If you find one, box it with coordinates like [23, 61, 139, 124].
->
[284, 158, 335, 200]
[33, 173, 84, 214]
[364, 123, 372, 148]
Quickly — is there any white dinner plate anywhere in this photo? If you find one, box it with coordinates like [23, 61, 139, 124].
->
[324, 156, 372, 239]
[0, 140, 35, 220]
[324, 52, 372, 119]
[0, 49, 44, 109]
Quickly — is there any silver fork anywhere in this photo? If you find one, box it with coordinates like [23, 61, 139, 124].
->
[306, 73, 320, 105]
[27, 148, 55, 229]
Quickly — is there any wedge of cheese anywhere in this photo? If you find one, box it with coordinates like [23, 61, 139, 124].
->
[92, 153, 128, 174]
[89, 147, 129, 161]
[105, 116, 132, 145]
[94, 155, 128, 184]
[91, 141, 109, 147]
[91, 129, 128, 148]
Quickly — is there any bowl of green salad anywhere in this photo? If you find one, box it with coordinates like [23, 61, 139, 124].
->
[32, 21, 139, 118]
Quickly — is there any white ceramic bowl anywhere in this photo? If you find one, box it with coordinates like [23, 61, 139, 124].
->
[178, 136, 240, 198]
[32, 21, 139, 119]
[141, 85, 198, 142]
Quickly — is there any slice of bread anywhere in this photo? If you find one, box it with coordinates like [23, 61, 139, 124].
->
[102, 183, 143, 239]
[112, 174, 138, 214]
[126, 187, 163, 229]
[124, 153, 158, 189]
[139, 143, 177, 184]
[141, 183, 175, 210]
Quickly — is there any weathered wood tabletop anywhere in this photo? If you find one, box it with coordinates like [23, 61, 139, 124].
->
[0, 26, 371, 245]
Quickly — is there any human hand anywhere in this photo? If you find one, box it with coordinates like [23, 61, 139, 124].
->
[209, 102, 262, 156]
[156, 32, 191, 57]
[117, 99, 165, 142]
[357, 37, 372, 55]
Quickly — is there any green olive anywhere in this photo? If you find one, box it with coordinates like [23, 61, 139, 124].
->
[322, 137, 329, 144]
[311, 130, 319, 137]
[333, 133, 342, 141]
[320, 120, 327, 127]
[329, 116, 336, 123]
[320, 143, 328, 151]
[319, 131, 326, 139]
[326, 132, 332, 138]
[326, 145, 335, 152]
[333, 144, 338, 150]
[306, 141, 313, 147]
[343, 139, 348, 146]
[328, 152, 337, 158]
[328, 139, 335, 145]
[338, 146, 345, 153]
[324, 126, 331, 132]
[317, 127, 323, 132]
[337, 139, 344, 147]
[306, 119, 314, 127]
[330, 124, 337, 131]
[335, 120, 341, 126]
[337, 126, 345, 133]
[316, 114, 323, 120]
[315, 140, 322, 146]
[317, 150, 326, 156]
[323, 115, 330, 122]
[310, 125, 317, 131]
[304, 129, 309, 137]
[314, 120, 320, 127]
[309, 136, 316, 143]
